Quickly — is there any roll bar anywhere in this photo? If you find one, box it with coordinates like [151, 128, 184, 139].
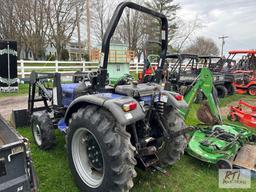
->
[98, 1, 168, 87]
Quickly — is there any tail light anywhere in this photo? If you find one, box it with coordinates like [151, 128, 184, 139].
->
[175, 94, 183, 101]
[122, 102, 137, 112]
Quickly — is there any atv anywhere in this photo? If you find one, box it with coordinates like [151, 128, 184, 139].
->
[28, 2, 188, 192]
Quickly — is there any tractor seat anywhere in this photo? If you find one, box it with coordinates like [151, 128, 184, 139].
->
[115, 82, 161, 97]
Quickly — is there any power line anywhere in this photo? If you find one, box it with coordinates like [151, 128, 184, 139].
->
[219, 35, 229, 57]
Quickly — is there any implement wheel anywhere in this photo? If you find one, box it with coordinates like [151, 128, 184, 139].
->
[248, 85, 256, 96]
[67, 106, 136, 192]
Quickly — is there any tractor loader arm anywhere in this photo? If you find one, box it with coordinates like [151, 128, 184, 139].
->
[180, 68, 223, 124]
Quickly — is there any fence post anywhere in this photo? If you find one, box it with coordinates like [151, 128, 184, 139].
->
[55, 60, 58, 72]
[136, 62, 139, 74]
[82, 60, 85, 72]
[20, 60, 25, 78]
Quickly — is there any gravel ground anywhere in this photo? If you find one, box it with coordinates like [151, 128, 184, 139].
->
[0, 96, 28, 120]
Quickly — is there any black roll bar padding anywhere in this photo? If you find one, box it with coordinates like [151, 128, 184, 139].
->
[99, 1, 168, 87]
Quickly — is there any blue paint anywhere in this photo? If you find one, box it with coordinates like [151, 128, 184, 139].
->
[96, 93, 124, 99]
[140, 96, 153, 105]
[61, 83, 79, 107]
[58, 118, 67, 132]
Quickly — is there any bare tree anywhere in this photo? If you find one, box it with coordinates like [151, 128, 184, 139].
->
[0, 0, 50, 59]
[13, 0, 50, 59]
[183, 36, 220, 56]
[91, 0, 119, 44]
[47, 0, 85, 60]
[172, 16, 203, 52]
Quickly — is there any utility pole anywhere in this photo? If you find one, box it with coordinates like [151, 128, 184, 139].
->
[76, 6, 82, 60]
[86, 0, 91, 60]
[219, 35, 229, 57]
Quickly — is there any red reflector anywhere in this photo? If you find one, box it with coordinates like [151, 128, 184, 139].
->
[122, 102, 137, 112]
[175, 95, 183, 101]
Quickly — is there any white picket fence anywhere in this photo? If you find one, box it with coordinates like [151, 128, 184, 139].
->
[18, 60, 158, 78]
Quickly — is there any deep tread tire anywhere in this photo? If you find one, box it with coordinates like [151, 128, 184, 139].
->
[248, 85, 256, 96]
[67, 106, 137, 192]
[226, 83, 236, 95]
[31, 112, 56, 150]
[216, 85, 228, 98]
[156, 109, 186, 166]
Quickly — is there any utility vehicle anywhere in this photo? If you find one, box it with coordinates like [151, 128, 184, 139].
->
[166, 53, 228, 99]
[226, 50, 256, 95]
[198, 56, 237, 95]
[28, 2, 188, 191]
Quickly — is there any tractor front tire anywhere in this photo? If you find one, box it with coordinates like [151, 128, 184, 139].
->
[216, 85, 228, 98]
[31, 112, 56, 150]
[248, 85, 256, 96]
[67, 106, 137, 192]
[156, 108, 186, 166]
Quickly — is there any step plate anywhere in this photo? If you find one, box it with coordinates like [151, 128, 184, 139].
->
[233, 144, 256, 171]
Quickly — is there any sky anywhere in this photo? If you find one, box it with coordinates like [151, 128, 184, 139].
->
[175, 0, 256, 55]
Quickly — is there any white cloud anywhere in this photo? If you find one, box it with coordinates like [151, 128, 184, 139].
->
[175, 0, 256, 54]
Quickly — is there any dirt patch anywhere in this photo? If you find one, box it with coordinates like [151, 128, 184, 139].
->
[0, 96, 28, 120]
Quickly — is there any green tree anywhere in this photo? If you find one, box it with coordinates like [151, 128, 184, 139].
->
[144, 0, 180, 43]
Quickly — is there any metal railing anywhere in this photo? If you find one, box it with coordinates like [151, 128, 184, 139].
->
[17, 60, 158, 78]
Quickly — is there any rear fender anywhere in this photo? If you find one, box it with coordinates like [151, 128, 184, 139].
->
[64, 94, 145, 126]
[160, 90, 188, 109]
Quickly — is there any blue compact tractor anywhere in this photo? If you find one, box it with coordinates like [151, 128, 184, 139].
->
[28, 2, 188, 191]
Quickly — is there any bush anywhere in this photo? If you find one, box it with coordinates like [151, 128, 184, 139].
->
[61, 49, 69, 61]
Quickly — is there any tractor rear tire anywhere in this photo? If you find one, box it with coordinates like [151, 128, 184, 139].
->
[216, 85, 228, 98]
[67, 106, 137, 192]
[156, 108, 186, 166]
[248, 85, 256, 96]
[31, 112, 56, 150]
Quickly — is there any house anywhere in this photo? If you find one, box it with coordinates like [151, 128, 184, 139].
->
[45, 42, 85, 61]
[66, 42, 85, 61]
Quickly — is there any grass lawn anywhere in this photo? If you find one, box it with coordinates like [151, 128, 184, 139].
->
[17, 94, 256, 192]
[0, 84, 29, 98]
